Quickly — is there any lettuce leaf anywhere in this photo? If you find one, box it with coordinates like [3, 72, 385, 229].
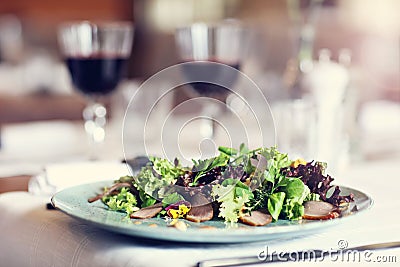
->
[162, 192, 184, 207]
[139, 190, 157, 208]
[279, 178, 310, 220]
[282, 178, 310, 203]
[284, 161, 354, 206]
[212, 178, 254, 223]
[251, 147, 312, 220]
[192, 154, 229, 185]
[282, 199, 304, 220]
[150, 156, 184, 182]
[102, 187, 138, 214]
[134, 157, 184, 203]
[267, 192, 285, 221]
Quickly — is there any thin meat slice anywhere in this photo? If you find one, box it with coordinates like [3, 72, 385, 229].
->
[88, 182, 131, 203]
[186, 193, 213, 222]
[130, 203, 163, 219]
[239, 210, 272, 226]
[303, 201, 339, 220]
[186, 204, 213, 222]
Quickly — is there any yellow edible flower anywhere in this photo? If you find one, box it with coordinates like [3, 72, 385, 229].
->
[168, 204, 191, 219]
[291, 158, 307, 168]
[169, 209, 180, 219]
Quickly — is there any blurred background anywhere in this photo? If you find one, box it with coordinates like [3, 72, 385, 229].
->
[0, 0, 399, 190]
[0, 0, 398, 103]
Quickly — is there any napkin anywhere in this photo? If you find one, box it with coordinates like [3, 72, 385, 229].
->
[29, 161, 130, 196]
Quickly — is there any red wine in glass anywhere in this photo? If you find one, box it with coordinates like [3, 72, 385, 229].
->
[66, 55, 128, 96]
[181, 60, 240, 99]
[58, 21, 133, 159]
[175, 21, 244, 141]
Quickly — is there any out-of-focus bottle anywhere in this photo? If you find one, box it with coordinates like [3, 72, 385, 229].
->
[304, 49, 350, 175]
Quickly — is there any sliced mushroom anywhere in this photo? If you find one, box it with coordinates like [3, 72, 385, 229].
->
[239, 210, 272, 226]
[130, 203, 163, 219]
[303, 201, 340, 220]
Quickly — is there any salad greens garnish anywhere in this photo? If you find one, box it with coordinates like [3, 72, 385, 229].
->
[212, 178, 254, 223]
[284, 161, 353, 206]
[245, 147, 319, 221]
[102, 187, 138, 214]
[151, 156, 184, 183]
[133, 156, 185, 206]
[162, 192, 185, 207]
[90, 144, 354, 225]
[219, 143, 260, 174]
[267, 192, 285, 221]
[191, 154, 229, 185]
[280, 178, 310, 220]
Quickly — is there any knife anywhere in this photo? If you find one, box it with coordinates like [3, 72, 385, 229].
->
[197, 241, 400, 267]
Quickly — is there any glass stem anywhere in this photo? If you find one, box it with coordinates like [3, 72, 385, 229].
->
[200, 102, 220, 140]
[82, 99, 107, 159]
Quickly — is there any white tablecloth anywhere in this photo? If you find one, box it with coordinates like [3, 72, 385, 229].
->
[1, 158, 400, 267]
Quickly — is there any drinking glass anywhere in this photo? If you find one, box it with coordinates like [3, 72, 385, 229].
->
[175, 21, 244, 140]
[58, 21, 133, 158]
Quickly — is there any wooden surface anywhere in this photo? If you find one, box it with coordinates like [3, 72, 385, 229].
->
[0, 175, 30, 193]
[0, 93, 86, 193]
[0, 0, 134, 63]
[0, 0, 133, 23]
[0, 93, 86, 123]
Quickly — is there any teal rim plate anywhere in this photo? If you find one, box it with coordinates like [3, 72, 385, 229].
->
[51, 180, 373, 243]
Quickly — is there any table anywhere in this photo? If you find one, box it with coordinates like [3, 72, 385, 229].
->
[1, 157, 400, 267]
[1, 98, 399, 266]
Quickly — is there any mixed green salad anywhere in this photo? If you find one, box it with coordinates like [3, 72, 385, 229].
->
[88, 145, 354, 226]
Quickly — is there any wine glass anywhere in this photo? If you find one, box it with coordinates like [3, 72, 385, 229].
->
[58, 21, 133, 158]
[175, 21, 244, 140]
